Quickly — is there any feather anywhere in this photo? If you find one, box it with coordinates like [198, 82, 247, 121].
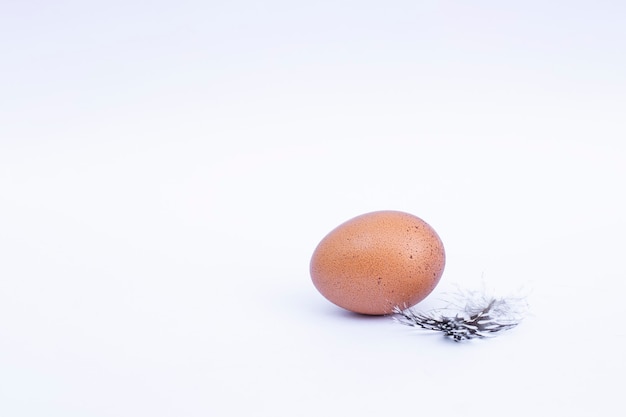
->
[393, 288, 528, 342]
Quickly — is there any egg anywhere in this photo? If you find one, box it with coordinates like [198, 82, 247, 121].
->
[310, 210, 445, 315]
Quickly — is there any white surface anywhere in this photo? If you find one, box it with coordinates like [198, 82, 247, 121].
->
[1, 1, 625, 416]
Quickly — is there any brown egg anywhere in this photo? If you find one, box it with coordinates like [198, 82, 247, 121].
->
[310, 210, 445, 315]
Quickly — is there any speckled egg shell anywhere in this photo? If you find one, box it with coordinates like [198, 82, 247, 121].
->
[310, 210, 445, 315]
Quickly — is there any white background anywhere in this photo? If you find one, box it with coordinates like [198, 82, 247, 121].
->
[1, 1, 625, 416]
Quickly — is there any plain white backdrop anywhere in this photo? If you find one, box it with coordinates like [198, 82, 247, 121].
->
[1, 1, 625, 416]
